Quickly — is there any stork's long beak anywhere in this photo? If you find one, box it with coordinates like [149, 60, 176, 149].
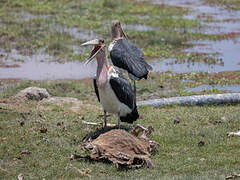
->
[80, 39, 99, 46]
[120, 26, 128, 39]
[80, 39, 105, 65]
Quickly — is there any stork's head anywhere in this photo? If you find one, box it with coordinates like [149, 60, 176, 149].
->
[81, 38, 106, 64]
[111, 20, 127, 40]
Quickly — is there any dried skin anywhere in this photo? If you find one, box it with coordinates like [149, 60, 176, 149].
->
[82, 129, 157, 168]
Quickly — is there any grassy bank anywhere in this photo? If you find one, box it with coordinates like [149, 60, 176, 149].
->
[1, 77, 240, 178]
[0, 87, 240, 179]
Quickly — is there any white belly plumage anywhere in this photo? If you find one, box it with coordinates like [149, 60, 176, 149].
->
[98, 82, 131, 117]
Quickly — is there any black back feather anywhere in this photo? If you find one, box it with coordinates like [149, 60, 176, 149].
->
[110, 39, 152, 80]
[109, 76, 139, 123]
[93, 76, 100, 102]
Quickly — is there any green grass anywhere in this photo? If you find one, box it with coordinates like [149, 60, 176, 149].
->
[0, 0, 226, 63]
[0, 87, 240, 179]
[0, 77, 240, 179]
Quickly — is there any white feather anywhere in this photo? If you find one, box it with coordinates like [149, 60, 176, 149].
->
[97, 66, 131, 116]
[108, 41, 115, 52]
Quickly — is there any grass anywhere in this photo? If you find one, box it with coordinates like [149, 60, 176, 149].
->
[1, 69, 240, 101]
[0, 0, 237, 67]
[0, 0, 228, 63]
[0, 83, 240, 179]
[1, 0, 240, 178]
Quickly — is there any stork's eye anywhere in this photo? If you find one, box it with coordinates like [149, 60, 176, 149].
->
[100, 39, 104, 44]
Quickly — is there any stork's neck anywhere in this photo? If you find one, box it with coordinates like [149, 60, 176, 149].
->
[96, 49, 108, 87]
[111, 29, 122, 41]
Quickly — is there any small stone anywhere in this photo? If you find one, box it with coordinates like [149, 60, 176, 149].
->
[21, 150, 31, 155]
[198, 141, 205, 147]
[221, 116, 227, 122]
[174, 117, 180, 124]
[19, 121, 25, 126]
[40, 127, 47, 133]
[57, 122, 64, 126]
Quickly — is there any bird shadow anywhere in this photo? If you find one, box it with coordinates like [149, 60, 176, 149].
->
[82, 125, 133, 143]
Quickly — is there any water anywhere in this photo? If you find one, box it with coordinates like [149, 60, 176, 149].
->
[182, 39, 240, 72]
[150, 38, 240, 73]
[54, 25, 98, 40]
[0, 48, 53, 63]
[0, 60, 96, 80]
[0, 49, 96, 80]
[14, 10, 50, 22]
[185, 84, 240, 93]
[150, 59, 222, 73]
[151, 0, 240, 35]
[122, 24, 156, 31]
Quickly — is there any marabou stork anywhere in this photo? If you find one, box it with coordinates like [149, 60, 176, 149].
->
[81, 38, 139, 129]
[109, 20, 153, 95]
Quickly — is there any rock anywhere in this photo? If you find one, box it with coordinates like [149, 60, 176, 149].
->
[20, 150, 31, 155]
[16, 87, 50, 101]
[174, 117, 180, 124]
[198, 140, 205, 147]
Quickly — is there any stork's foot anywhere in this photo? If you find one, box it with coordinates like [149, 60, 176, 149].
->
[82, 127, 110, 142]
[104, 125, 107, 131]
[117, 113, 121, 129]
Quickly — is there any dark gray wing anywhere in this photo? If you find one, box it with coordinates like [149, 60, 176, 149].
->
[93, 76, 100, 102]
[110, 39, 152, 80]
[109, 76, 135, 109]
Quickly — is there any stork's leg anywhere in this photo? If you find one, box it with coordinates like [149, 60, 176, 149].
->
[117, 112, 121, 129]
[104, 110, 107, 130]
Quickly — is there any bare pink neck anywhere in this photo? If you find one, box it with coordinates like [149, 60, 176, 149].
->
[96, 50, 108, 87]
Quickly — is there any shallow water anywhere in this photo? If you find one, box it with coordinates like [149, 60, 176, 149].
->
[14, 10, 50, 22]
[150, 38, 240, 73]
[122, 24, 156, 31]
[54, 25, 98, 40]
[185, 84, 240, 93]
[0, 60, 96, 80]
[0, 49, 96, 80]
[150, 59, 222, 73]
